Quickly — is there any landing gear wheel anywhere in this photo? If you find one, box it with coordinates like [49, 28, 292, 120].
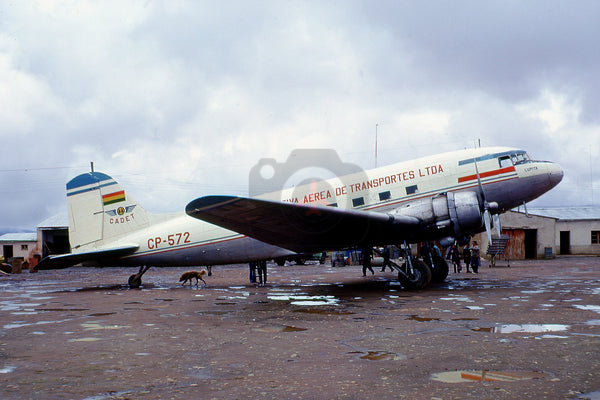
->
[128, 274, 142, 289]
[128, 265, 151, 289]
[398, 259, 432, 290]
[428, 255, 449, 283]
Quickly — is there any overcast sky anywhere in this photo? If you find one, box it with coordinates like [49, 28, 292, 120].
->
[1, 0, 599, 231]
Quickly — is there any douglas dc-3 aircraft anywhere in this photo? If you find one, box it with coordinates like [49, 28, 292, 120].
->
[36, 147, 563, 289]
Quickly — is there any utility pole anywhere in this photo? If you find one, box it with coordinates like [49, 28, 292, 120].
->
[375, 123, 378, 168]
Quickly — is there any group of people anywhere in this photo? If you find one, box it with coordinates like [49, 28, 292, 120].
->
[447, 241, 481, 274]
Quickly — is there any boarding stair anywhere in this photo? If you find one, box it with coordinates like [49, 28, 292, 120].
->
[486, 234, 510, 268]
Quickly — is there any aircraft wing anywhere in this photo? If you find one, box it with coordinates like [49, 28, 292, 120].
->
[35, 245, 139, 270]
[185, 196, 420, 253]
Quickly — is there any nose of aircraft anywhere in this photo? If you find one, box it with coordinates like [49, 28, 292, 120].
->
[547, 162, 564, 187]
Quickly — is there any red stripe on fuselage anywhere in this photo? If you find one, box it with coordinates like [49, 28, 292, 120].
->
[458, 166, 516, 183]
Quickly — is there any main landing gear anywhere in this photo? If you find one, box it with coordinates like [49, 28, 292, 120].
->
[394, 242, 432, 290]
[421, 241, 449, 284]
[128, 265, 151, 289]
[381, 241, 449, 290]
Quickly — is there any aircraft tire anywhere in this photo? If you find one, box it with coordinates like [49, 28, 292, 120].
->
[128, 274, 142, 289]
[398, 259, 432, 290]
[429, 255, 449, 283]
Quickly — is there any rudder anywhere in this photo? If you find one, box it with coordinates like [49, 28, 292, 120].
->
[66, 172, 150, 251]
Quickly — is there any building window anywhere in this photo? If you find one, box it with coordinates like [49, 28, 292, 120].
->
[21, 244, 28, 251]
[379, 191, 391, 201]
[406, 185, 418, 195]
[592, 231, 600, 244]
[352, 197, 365, 207]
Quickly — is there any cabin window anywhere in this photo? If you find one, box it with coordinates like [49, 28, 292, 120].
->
[21, 244, 28, 251]
[592, 231, 600, 244]
[406, 185, 418, 195]
[352, 197, 365, 207]
[498, 155, 512, 168]
[379, 191, 391, 201]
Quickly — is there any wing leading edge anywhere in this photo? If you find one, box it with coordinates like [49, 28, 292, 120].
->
[185, 196, 420, 253]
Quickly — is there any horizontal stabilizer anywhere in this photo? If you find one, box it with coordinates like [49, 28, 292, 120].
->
[35, 245, 139, 270]
[186, 196, 420, 253]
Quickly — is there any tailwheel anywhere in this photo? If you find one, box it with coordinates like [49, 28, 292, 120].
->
[427, 255, 449, 283]
[128, 274, 142, 289]
[128, 265, 151, 289]
[398, 259, 432, 290]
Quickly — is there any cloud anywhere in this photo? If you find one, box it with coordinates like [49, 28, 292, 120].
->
[0, 0, 599, 230]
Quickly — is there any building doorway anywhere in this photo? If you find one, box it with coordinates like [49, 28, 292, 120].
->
[559, 231, 571, 255]
[524, 229, 537, 259]
[3, 245, 13, 260]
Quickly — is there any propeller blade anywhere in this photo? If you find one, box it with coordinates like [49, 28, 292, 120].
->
[484, 210, 492, 246]
[473, 157, 486, 203]
[493, 214, 502, 237]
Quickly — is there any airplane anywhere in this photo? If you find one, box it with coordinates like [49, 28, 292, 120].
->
[35, 146, 563, 290]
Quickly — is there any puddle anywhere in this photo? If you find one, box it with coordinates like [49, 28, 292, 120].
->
[406, 315, 440, 322]
[431, 370, 550, 383]
[253, 324, 307, 333]
[577, 390, 600, 400]
[0, 366, 16, 374]
[68, 337, 102, 342]
[472, 324, 570, 334]
[4, 317, 76, 329]
[81, 323, 131, 330]
[294, 309, 354, 315]
[574, 305, 600, 314]
[268, 294, 339, 306]
[439, 296, 474, 303]
[359, 351, 404, 361]
[82, 390, 135, 400]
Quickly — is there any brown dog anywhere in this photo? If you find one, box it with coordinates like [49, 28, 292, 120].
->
[179, 270, 207, 286]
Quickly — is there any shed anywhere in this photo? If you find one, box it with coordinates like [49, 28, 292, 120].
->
[0, 232, 38, 261]
[37, 213, 70, 259]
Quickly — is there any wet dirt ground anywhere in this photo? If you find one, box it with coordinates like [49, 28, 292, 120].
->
[1, 257, 599, 399]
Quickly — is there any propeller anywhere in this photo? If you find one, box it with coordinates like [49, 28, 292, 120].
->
[473, 157, 498, 246]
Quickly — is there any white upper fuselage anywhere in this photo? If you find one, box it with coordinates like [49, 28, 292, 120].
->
[95, 147, 563, 267]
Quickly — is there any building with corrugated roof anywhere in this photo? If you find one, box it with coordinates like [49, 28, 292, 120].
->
[0, 232, 38, 261]
[37, 213, 69, 260]
[478, 207, 600, 259]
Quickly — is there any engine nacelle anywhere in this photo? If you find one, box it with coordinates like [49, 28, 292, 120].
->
[390, 191, 483, 240]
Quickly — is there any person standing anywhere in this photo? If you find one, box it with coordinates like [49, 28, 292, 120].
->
[381, 245, 393, 272]
[362, 247, 374, 276]
[257, 260, 268, 285]
[449, 244, 461, 273]
[470, 241, 480, 273]
[249, 261, 257, 283]
[463, 244, 471, 273]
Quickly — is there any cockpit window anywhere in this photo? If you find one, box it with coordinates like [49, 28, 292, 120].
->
[511, 152, 531, 165]
[498, 152, 531, 168]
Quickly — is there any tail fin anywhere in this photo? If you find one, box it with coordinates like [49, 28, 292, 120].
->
[66, 172, 150, 251]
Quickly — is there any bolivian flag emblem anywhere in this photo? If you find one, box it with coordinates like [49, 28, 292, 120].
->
[102, 190, 126, 206]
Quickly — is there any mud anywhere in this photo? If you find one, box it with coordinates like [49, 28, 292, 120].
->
[1, 258, 599, 399]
